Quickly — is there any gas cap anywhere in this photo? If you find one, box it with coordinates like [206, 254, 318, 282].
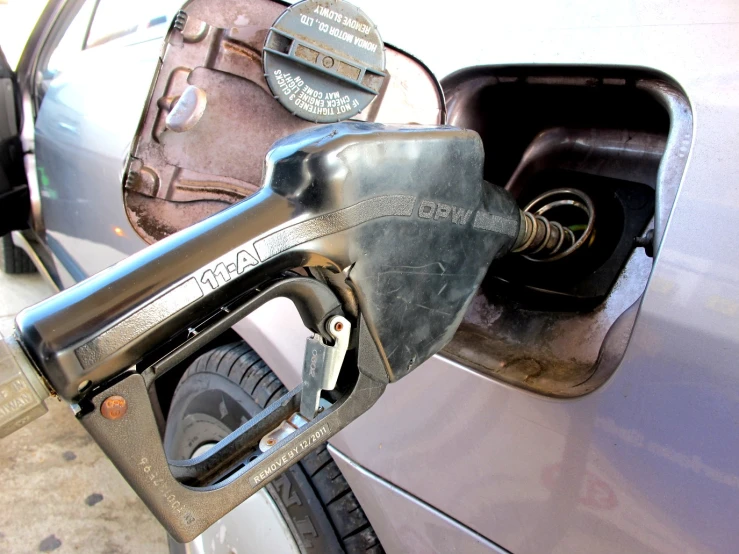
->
[263, 0, 386, 123]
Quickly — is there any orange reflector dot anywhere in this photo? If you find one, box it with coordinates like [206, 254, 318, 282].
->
[113, 227, 125, 237]
[101, 395, 128, 420]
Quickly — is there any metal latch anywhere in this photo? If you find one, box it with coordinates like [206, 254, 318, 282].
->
[259, 412, 308, 452]
[300, 315, 350, 419]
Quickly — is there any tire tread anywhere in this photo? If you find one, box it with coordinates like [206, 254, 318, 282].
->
[1, 234, 35, 274]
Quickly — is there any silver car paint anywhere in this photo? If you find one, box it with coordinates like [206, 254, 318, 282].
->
[330, 445, 510, 554]
[31, 0, 739, 553]
[34, 39, 154, 283]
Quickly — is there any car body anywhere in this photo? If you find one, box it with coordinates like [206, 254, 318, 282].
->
[4, 0, 739, 553]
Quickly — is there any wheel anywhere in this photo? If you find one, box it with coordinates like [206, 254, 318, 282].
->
[0, 234, 35, 274]
[164, 342, 384, 554]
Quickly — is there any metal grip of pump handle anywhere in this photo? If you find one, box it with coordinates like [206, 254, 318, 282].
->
[14, 123, 522, 403]
[8, 123, 524, 541]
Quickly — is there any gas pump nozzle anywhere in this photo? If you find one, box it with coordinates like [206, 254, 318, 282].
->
[2, 123, 524, 540]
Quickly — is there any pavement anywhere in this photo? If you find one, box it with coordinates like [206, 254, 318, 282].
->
[0, 270, 168, 554]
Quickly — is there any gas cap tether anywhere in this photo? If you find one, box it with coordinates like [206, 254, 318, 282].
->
[263, 0, 386, 122]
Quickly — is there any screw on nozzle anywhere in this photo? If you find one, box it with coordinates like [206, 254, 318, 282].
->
[101, 395, 128, 420]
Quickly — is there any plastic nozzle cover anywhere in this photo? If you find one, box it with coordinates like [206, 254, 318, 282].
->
[0, 331, 49, 438]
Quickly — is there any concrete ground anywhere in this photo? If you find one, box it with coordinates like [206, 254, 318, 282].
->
[0, 270, 168, 554]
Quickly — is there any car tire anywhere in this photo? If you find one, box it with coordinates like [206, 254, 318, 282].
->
[164, 342, 384, 554]
[0, 234, 35, 274]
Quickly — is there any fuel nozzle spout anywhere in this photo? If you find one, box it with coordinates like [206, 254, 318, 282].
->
[512, 188, 596, 262]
